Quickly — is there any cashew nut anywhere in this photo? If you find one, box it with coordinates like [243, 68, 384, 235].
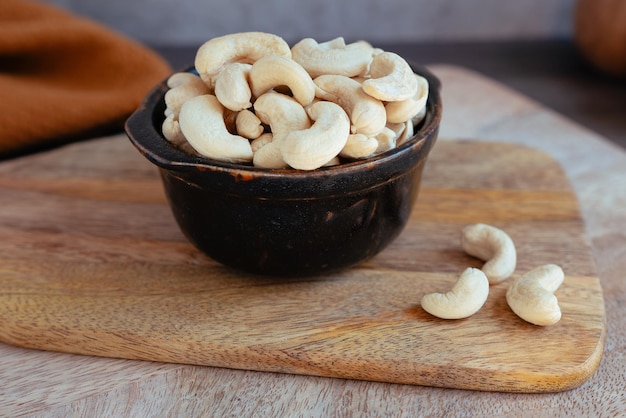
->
[249, 56, 315, 106]
[339, 133, 378, 159]
[386, 121, 414, 147]
[314, 74, 386, 136]
[250, 132, 273, 153]
[421, 268, 490, 319]
[194, 31, 291, 87]
[214, 63, 252, 111]
[162, 114, 185, 143]
[252, 92, 311, 169]
[325, 37, 347, 48]
[253, 141, 287, 169]
[164, 72, 211, 117]
[162, 114, 199, 156]
[461, 223, 517, 284]
[373, 127, 398, 155]
[385, 74, 429, 124]
[400, 120, 415, 145]
[291, 37, 373, 78]
[235, 109, 264, 139]
[506, 264, 564, 326]
[253, 92, 311, 139]
[323, 156, 341, 167]
[280, 101, 350, 170]
[162, 72, 211, 151]
[362, 52, 418, 101]
[178, 94, 253, 163]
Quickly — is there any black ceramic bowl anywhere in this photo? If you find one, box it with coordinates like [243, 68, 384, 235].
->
[125, 64, 441, 276]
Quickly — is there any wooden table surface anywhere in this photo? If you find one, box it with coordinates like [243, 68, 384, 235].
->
[1, 60, 625, 416]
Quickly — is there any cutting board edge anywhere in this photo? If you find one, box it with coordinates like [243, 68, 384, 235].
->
[0, 310, 606, 394]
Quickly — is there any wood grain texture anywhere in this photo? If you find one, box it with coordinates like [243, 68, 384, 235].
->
[0, 136, 604, 394]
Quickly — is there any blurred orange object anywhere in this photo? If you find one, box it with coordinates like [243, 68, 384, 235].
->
[574, 0, 626, 77]
[0, 0, 172, 157]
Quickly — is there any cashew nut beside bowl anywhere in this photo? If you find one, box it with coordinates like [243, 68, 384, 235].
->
[506, 264, 565, 326]
[421, 268, 490, 319]
[461, 223, 517, 284]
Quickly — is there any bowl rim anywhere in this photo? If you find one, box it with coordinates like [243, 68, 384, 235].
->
[125, 62, 442, 180]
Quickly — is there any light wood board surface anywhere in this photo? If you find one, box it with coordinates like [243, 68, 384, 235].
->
[0, 65, 624, 417]
[0, 138, 604, 394]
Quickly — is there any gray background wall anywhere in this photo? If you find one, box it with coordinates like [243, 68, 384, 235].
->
[42, 0, 576, 46]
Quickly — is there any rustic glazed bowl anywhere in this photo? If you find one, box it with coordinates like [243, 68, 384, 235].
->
[125, 64, 441, 276]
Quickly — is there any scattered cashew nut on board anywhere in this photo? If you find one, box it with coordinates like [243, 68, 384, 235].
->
[421, 268, 490, 320]
[235, 109, 264, 140]
[506, 264, 565, 326]
[431, 223, 564, 325]
[461, 223, 517, 284]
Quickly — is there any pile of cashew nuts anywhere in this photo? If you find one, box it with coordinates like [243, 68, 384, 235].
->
[161, 32, 429, 170]
[421, 223, 565, 326]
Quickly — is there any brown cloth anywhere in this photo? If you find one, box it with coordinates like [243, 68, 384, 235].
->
[0, 0, 172, 157]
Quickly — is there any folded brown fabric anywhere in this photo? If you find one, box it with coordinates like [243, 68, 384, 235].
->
[0, 0, 172, 157]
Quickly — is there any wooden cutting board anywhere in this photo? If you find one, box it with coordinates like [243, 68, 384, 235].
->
[0, 137, 604, 393]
